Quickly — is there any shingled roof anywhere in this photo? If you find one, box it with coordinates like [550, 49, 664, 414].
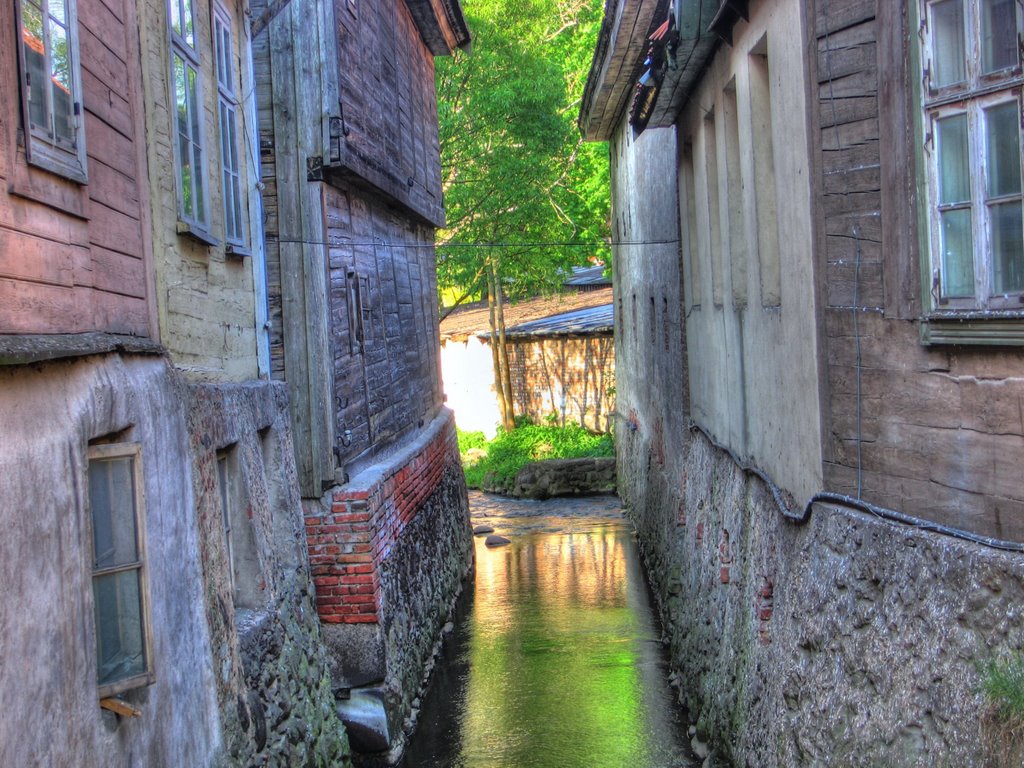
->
[439, 287, 614, 342]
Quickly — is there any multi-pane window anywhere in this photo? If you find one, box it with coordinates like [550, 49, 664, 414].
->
[922, 0, 1024, 309]
[170, 0, 207, 228]
[87, 443, 152, 697]
[16, 0, 86, 180]
[213, 7, 244, 245]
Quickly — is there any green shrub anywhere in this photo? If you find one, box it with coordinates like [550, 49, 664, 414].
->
[983, 653, 1024, 723]
[456, 428, 488, 454]
[458, 422, 613, 490]
[982, 652, 1024, 767]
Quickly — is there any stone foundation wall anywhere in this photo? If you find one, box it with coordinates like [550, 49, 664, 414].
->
[619, 423, 1024, 767]
[480, 457, 616, 498]
[185, 381, 350, 767]
[308, 409, 473, 746]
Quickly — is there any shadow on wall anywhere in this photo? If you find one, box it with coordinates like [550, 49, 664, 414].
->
[509, 336, 615, 433]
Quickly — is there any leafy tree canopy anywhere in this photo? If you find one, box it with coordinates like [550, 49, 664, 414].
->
[436, 0, 609, 307]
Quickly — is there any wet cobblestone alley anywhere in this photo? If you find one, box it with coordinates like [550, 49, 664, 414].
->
[400, 491, 696, 768]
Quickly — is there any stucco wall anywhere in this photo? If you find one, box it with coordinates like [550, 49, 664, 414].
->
[440, 335, 501, 437]
[138, 0, 262, 381]
[0, 354, 221, 768]
[670, 0, 823, 502]
[0, 357, 352, 768]
[608, 124, 690, 483]
[619, 420, 1024, 767]
[185, 381, 351, 766]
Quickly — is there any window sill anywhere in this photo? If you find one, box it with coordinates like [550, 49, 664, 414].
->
[921, 312, 1024, 346]
[224, 243, 252, 259]
[176, 220, 220, 248]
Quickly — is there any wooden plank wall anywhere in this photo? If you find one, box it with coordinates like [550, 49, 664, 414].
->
[325, 183, 443, 468]
[256, 0, 336, 495]
[814, 0, 1024, 540]
[332, 0, 445, 227]
[0, 0, 151, 337]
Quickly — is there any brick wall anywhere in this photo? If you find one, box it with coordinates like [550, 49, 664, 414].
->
[308, 410, 461, 624]
[508, 334, 616, 432]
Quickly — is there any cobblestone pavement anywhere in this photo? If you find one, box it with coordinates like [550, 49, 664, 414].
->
[467, 489, 627, 536]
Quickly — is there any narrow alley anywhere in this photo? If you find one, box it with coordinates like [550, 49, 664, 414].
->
[401, 492, 696, 768]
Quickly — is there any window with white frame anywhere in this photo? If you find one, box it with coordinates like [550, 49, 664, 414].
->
[213, 6, 245, 246]
[87, 443, 153, 697]
[921, 0, 1024, 310]
[15, 0, 87, 181]
[170, 0, 208, 229]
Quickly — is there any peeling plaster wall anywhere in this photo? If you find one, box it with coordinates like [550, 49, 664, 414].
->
[185, 381, 351, 766]
[0, 354, 220, 768]
[0, 357, 351, 768]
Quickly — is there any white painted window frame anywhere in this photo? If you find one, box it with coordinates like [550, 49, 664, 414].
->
[15, 0, 87, 182]
[920, 0, 1024, 311]
[213, 4, 246, 248]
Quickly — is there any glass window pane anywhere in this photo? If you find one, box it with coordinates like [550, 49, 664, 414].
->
[49, 0, 68, 26]
[931, 0, 967, 87]
[991, 201, 1024, 294]
[49, 23, 74, 144]
[174, 55, 188, 138]
[982, 0, 1019, 74]
[986, 102, 1022, 198]
[93, 569, 146, 686]
[49, 20, 68, 90]
[937, 113, 972, 204]
[88, 457, 139, 568]
[194, 144, 205, 223]
[182, 0, 194, 47]
[228, 110, 238, 168]
[940, 208, 975, 297]
[21, 1, 48, 132]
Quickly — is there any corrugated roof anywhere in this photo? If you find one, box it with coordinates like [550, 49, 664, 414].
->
[565, 265, 612, 286]
[440, 287, 613, 341]
[503, 303, 613, 338]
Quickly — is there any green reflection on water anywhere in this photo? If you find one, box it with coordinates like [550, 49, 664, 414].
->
[449, 525, 680, 768]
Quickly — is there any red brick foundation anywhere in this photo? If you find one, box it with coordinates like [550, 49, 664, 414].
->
[306, 416, 459, 624]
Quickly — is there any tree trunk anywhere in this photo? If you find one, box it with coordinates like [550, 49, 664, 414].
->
[494, 278, 515, 429]
[487, 267, 515, 431]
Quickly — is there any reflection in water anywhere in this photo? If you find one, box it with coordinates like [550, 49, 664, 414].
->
[402, 515, 693, 768]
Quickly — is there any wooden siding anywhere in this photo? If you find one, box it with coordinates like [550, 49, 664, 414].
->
[255, 0, 337, 495]
[813, 0, 1024, 539]
[257, 0, 449, 492]
[329, 0, 445, 227]
[325, 183, 443, 468]
[0, 0, 152, 337]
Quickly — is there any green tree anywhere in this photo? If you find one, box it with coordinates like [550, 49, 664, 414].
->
[436, 0, 609, 431]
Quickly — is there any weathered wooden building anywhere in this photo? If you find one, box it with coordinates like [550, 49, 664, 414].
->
[583, 0, 1024, 764]
[253, 0, 474, 756]
[0, 0, 350, 764]
[441, 287, 616, 435]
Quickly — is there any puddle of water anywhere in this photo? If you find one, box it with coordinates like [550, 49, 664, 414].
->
[400, 497, 695, 768]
